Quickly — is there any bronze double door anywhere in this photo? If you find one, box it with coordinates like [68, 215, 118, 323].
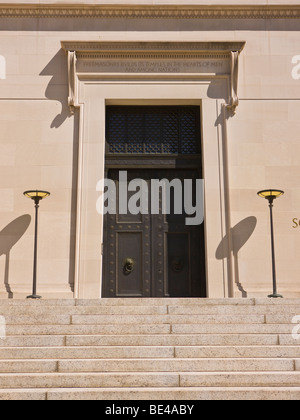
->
[102, 168, 206, 298]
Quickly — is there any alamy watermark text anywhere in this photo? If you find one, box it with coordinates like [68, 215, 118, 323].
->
[96, 171, 204, 226]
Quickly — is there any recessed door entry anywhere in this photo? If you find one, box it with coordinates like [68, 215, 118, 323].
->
[102, 106, 206, 298]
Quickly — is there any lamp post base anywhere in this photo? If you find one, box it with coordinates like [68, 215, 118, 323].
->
[268, 293, 283, 299]
[26, 295, 42, 300]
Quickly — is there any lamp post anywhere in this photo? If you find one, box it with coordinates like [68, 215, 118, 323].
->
[257, 189, 284, 299]
[23, 190, 50, 299]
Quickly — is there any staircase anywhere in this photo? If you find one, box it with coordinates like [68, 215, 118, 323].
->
[0, 298, 300, 400]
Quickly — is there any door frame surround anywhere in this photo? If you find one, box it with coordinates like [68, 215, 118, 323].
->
[61, 40, 245, 299]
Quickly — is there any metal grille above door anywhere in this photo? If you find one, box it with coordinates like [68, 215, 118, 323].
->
[106, 106, 201, 155]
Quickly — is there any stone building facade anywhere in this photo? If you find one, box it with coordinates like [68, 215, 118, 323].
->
[0, 1, 300, 299]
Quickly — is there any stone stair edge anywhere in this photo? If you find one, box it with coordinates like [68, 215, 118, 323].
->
[1, 305, 300, 315]
[2, 314, 268, 326]
[0, 357, 298, 374]
[1, 371, 300, 391]
[1, 387, 300, 401]
[0, 298, 300, 306]
[3, 325, 297, 336]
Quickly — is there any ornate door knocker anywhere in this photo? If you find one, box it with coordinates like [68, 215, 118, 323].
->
[123, 258, 135, 275]
[171, 259, 184, 273]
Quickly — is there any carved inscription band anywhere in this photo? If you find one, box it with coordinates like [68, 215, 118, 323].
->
[78, 60, 227, 74]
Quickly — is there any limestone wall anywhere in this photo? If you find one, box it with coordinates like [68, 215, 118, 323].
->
[0, 2, 299, 298]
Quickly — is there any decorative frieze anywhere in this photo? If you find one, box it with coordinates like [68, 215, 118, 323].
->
[62, 41, 245, 113]
[0, 5, 300, 20]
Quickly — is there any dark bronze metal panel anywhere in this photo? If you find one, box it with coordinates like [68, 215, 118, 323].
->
[167, 233, 190, 297]
[116, 232, 143, 297]
[103, 169, 206, 298]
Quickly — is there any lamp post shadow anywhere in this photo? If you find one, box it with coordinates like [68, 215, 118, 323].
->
[216, 216, 257, 298]
[0, 215, 31, 298]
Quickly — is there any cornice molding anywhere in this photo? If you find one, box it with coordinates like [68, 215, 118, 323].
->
[61, 41, 246, 54]
[0, 5, 300, 19]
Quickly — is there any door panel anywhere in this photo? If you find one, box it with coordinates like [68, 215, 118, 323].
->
[103, 169, 206, 298]
[116, 232, 143, 296]
[167, 233, 190, 298]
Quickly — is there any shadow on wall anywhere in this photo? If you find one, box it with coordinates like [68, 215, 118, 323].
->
[216, 216, 257, 298]
[40, 50, 78, 293]
[0, 215, 32, 298]
[40, 49, 70, 128]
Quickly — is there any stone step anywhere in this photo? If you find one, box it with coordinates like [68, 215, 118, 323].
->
[70, 314, 266, 325]
[42, 386, 300, 401]
[0, 336, 66, 347]
[0, 298, 254, 307]
[0, 372, 179, 389]
[0, 358, 297, 374]
[1, 304, 299, 316]
[4, 333, 296, 348]
[0, 345, 300, 360]
[168, 305, 300, 315]
[3, 315, 71, 326]
[266, 315, 300, 324]
[6, 324, 171, 336]
[76, 298, 257, 306]
[280, 335, 300, 345]
[37, 386, 300, 401]
[3, 313, 267, 325]
[0, 360, 58, 373]
[175, 346, 300, 359]
[2, 387, 300, 401]
[0, 346, 175, 359]
[2, 312, 298, 326]
[4, 323, 297, 336]
[65, 333, 280, 347]
[1, 298, 300, 307]
[0, 333, 283, 348]
[57, 358, 297, 373]
[181, 372, 300, 387]
[0, 300, 76, 307]
[0, 371, 300, 389]
[0, 306, 169, 316]
[172, 324, 295, 334]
